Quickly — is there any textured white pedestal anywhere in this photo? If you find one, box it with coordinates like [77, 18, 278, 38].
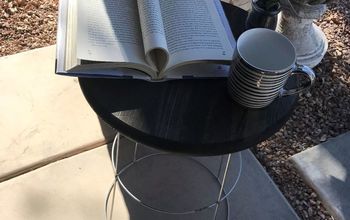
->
[277, 1, 328, 67]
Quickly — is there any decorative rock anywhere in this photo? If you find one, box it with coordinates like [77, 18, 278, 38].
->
[320, 134, 327, 142]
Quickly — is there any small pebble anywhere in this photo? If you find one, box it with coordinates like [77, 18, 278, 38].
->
[320, 134, 328, 142]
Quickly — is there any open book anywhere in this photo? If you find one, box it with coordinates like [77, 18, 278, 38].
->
[56, 0, 236, 80]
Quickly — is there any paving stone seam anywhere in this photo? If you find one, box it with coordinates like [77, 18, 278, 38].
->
[0, 138, 113, 183]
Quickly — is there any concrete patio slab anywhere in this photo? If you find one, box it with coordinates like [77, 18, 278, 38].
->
[229, 150, 299, 220]
[0, 138, 299, 220]
[0, 46, 115, 182]
[0, 145, 116, 220]
[107, 138, 299, 220]
[290, 132, 350, 220]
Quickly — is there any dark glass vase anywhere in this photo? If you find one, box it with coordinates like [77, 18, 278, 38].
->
[245, 1, 281, 30]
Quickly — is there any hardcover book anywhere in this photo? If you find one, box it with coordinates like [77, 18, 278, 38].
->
[56, 0, 236, 80]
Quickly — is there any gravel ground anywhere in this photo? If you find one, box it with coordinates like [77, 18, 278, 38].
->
[0, 0, 58, 56]
[1, 0, 349, 219]
[257, 0, 350, 219]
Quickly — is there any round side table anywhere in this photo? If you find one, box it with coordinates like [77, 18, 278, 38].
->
[78, 3, 298, 219]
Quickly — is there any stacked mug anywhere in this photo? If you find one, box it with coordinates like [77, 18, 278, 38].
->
[228, 28, 316, 108]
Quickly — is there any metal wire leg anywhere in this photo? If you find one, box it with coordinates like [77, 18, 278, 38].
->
[111, 132, 120, 174]
[107, 133, 141, 220]
[133, 142, 138, 162]
[213, 154, 232, 220]
[105, 133, 242, 220]
[106, 132, 121, 220]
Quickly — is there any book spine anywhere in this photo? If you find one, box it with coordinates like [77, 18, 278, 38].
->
[56, 0, 69, 74]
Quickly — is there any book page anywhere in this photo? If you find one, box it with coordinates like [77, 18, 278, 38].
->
[159, 0, 234, 74]
[137, 0, 169, 73]
[56, 0, 70, 73]
[63, 0, 78, 71]
[76, 0, 150, 69]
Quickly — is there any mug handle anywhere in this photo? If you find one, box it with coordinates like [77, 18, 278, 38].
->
[279, 64, 316, 97]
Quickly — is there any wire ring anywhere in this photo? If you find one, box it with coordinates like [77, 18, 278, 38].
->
[105, 134, 243, 219]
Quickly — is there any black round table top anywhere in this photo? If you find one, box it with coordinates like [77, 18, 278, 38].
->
[78, 3, 298, 156]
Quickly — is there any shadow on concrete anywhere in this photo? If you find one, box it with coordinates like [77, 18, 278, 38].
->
[104, 136, 240, 220]
[96, 125, 244, 220]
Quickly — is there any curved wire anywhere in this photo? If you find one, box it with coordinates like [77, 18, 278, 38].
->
[105, 133, 243, 219]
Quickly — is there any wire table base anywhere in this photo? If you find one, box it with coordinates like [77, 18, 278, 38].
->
[105, 133, 243, 220]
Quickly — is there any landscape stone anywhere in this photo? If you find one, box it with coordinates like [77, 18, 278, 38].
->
[290, 132, 350, 220]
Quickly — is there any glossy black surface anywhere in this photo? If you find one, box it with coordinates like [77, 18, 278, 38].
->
[79, 3, 298, 155]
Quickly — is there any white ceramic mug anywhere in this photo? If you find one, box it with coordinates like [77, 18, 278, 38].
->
[228, 28, 316, 108]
